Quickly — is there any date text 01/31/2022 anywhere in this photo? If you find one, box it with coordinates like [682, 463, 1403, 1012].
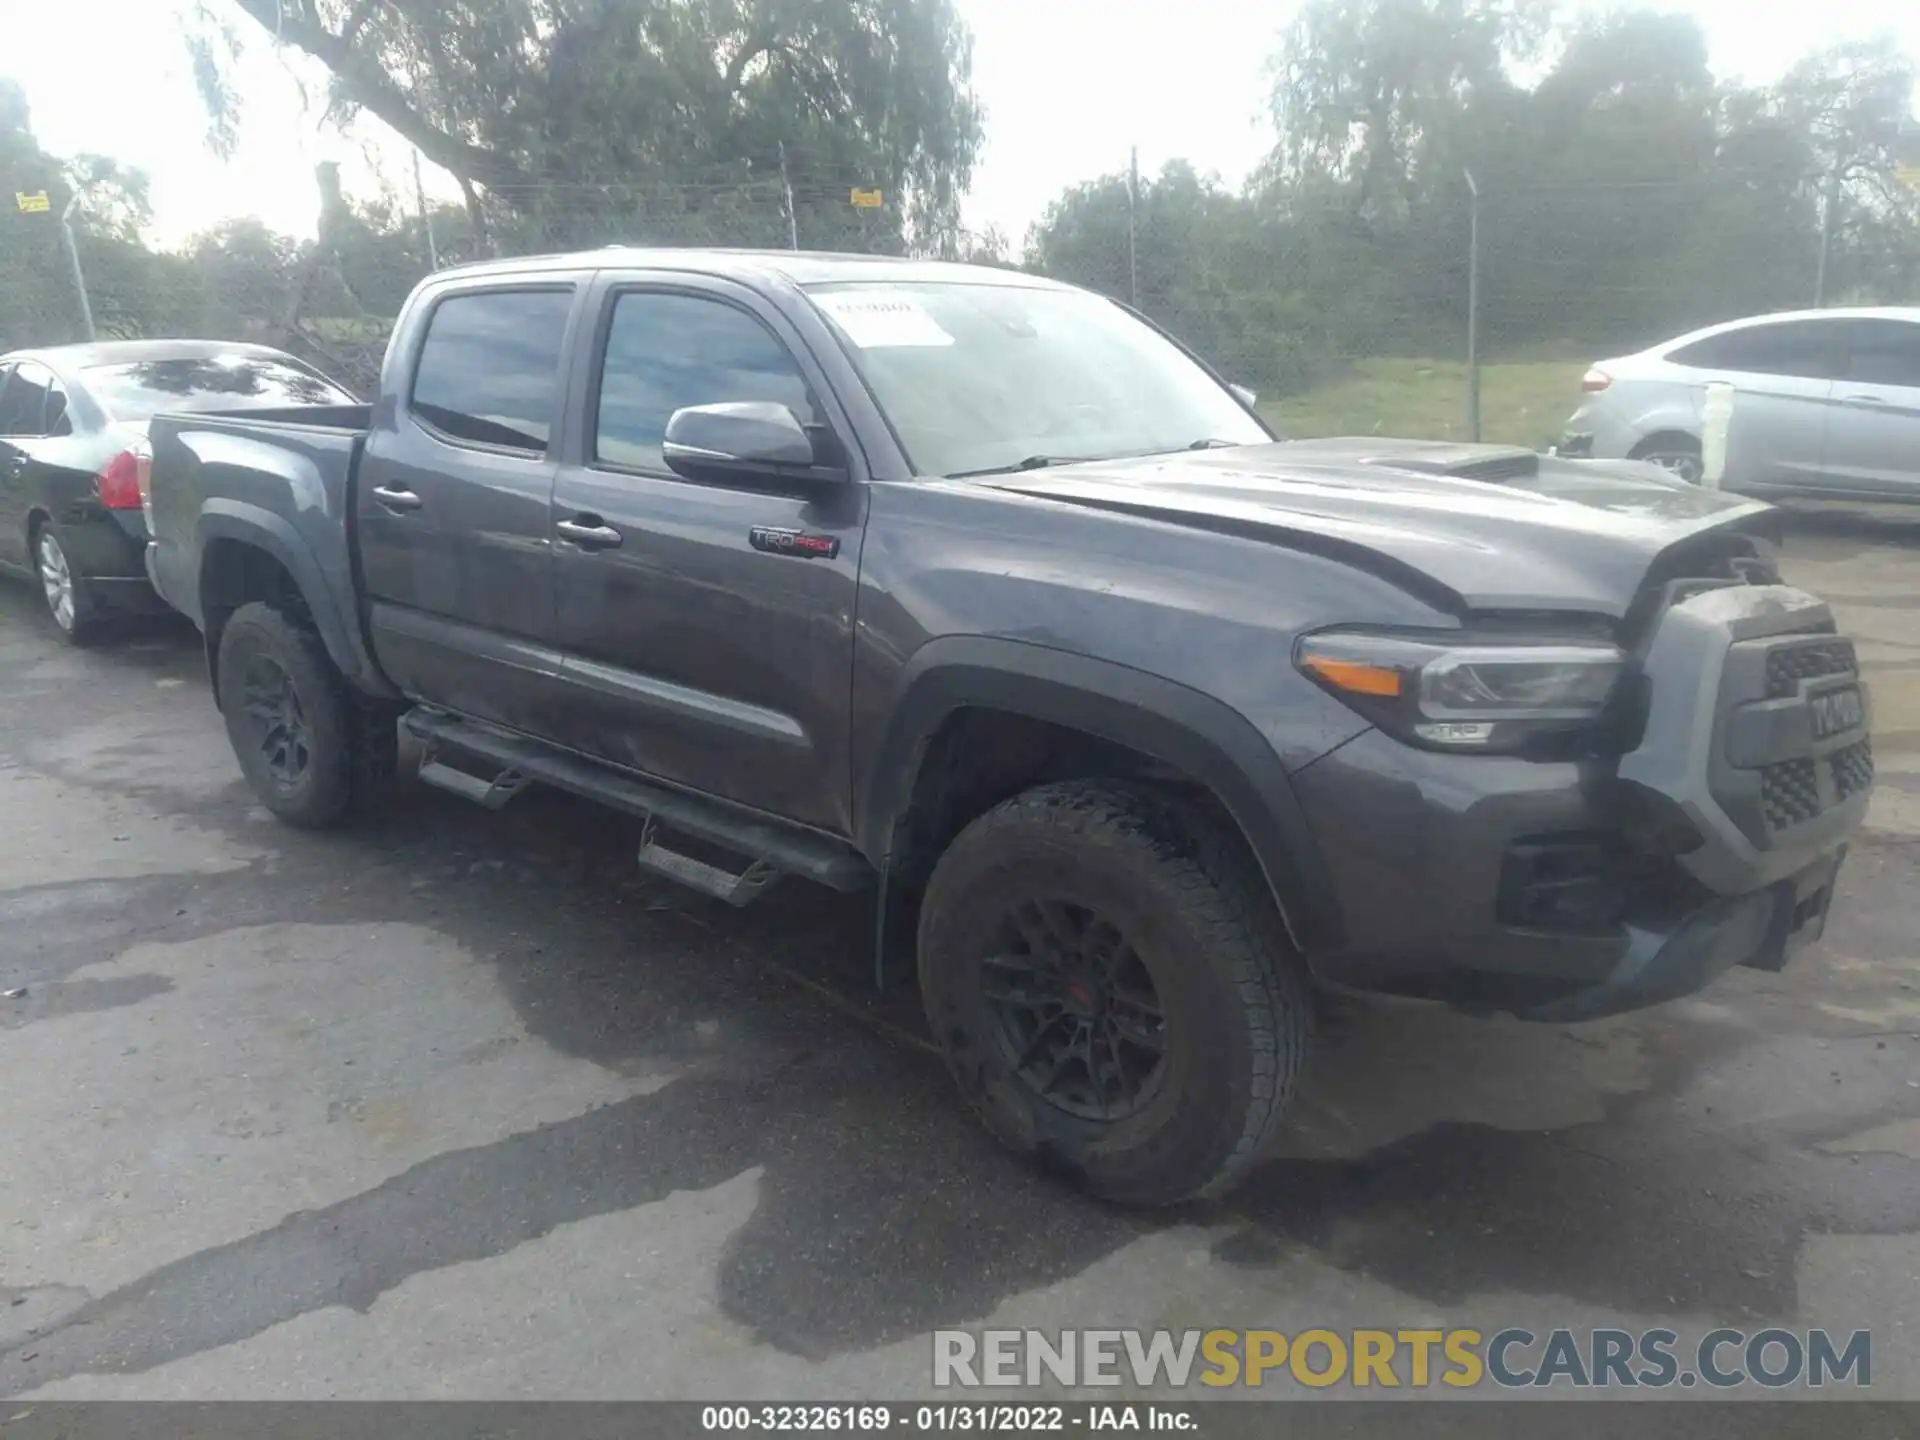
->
[700, 1405, 1196, 1431]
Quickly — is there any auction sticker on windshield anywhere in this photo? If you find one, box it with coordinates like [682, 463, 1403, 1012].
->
[814, 290, 955, 348]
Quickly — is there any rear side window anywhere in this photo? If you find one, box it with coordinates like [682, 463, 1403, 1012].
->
[594, 291, 816, 472]
[411, 289, 574, 454]
[1840, 319, 1920, 388]
[1666, 321, 1842, 380]
[82, 355, 349, 421]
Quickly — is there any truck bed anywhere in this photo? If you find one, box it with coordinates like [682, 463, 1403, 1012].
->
[144, 403, 376, 685]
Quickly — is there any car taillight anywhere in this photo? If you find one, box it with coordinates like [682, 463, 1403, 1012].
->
[97, 449, 144, 510]
[1581, 368, 1612, 393]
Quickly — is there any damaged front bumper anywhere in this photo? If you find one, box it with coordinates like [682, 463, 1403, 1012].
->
[1292, 583, 1871, 1019]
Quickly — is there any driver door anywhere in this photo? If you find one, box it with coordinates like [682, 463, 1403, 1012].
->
[545, 274, 868, 833]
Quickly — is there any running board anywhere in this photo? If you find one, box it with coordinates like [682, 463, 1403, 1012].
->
[637, 818, 782, 907]
[402, 708, 872, 896]
[417, 758, 529, 810]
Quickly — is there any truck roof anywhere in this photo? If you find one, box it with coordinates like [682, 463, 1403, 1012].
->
[429, 246, 1069, 291]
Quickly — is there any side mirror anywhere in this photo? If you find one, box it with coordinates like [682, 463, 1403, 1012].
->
[1229, 383, 1259, 408]
[662, 402, 844, 483]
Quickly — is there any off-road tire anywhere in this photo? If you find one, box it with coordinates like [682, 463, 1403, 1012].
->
[216, 601, 396, 828]
[918, 779, 1312, 1206]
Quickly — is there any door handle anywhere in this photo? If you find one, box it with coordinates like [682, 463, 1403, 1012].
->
[371, 484, 424, 512]
[1841, 394, 1888, 406]
[556, 516, 623, 550]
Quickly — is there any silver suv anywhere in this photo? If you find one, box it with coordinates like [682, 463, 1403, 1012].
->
[1559, 306, 1920, 500]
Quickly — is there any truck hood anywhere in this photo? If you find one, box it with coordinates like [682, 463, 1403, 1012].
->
[969, 438, 1775, 618]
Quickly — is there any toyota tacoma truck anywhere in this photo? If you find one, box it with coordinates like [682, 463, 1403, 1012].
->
[141, 250, 1873, 1206]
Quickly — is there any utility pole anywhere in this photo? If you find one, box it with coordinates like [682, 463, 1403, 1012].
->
[412, 150, 440, 271]
[1814, 156, 1843, 307]
[1464, 168, 1481, 444]
[1127, 146, 1140, 308]
[57, 193, 95, 343]
[778, 142, 799, 251]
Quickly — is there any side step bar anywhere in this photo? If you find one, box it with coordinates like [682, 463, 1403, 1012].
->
[403, 708, 873, 899]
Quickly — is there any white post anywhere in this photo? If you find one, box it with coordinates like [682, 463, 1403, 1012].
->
[1701, 383, 1734, 490]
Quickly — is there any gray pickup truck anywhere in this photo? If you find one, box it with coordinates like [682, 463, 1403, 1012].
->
[142, 249, 1872, 1205]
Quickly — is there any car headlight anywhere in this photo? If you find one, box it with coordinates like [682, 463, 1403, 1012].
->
[1296, 630, 1627, 752]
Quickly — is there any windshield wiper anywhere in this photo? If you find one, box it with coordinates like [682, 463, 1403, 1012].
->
[946, 454, 1086, 479]
[1184, 438, 1241, 450]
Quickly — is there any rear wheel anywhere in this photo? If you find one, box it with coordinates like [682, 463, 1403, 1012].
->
[216, 602, 396, 828]
[32, 521, 104, 645]
[1630, 433, 1703, 483]
[917, 780, 1311, 1206]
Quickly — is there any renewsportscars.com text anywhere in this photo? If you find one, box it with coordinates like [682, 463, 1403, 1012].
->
[932, 1327, 1871, 1391]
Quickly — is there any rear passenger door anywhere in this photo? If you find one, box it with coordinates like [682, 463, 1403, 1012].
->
[0, 364, 27, 569]
[0, 362, 62, 571]
[356, 281, 584, 731]
[1823, 317, 1920, 499]
[544, 275, 869, 833]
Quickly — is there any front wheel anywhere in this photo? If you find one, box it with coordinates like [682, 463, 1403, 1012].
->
[216, 602, 396, 828]
[917, 780, 1312, 1206]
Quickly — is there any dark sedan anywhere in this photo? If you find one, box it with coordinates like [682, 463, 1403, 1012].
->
[0, 341, 355, 643]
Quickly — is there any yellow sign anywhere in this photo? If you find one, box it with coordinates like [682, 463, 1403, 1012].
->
[850, 187, 884, 209]
[15, 191, 51, 213]
[1896, 164, 1920, 191]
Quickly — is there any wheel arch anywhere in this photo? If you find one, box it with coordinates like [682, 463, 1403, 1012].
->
[194, 502, 389, 698]
[1629, 428, 1702, 458]
[856, 637, 1343, 954]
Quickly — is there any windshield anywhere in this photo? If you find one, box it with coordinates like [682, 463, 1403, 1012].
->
[82, 355, 353, 422]
[804, 281, 1269, 477]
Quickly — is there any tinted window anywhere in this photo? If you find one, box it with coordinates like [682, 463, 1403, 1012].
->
[594, 292, 816, 471]
[83, 354, 350, 421]
[411, 289, 573, 453]
[43, 375, 70, 436]
[0, 361, 54, 436]
[1667, 321, 1842, 380]
[1840, 319, 1920, 389]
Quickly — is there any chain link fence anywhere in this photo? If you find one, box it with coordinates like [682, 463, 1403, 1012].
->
[5, 161, 1916, 445]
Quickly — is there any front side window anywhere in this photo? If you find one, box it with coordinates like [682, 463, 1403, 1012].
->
[411, 289, 574, 454]
[594, 291, 816, 472]
[804, 281, 1268, 478]
[1667, 321, 1843, 380]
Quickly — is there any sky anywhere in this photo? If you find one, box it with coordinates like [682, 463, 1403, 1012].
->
[5, 0, 1920, 250]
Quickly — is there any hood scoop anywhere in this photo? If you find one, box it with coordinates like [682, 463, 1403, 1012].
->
[1363, 445, 1541, 485]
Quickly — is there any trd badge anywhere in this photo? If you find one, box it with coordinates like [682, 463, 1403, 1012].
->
[749, 525, 840, 560]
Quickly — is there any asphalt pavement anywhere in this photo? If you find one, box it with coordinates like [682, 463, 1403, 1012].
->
[2, 514, 1918, 1403]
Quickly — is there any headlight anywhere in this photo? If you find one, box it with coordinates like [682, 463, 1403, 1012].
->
[1296, 630, 1627, 752]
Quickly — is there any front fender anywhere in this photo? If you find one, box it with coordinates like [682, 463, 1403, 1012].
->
[855, 635, 1343, 953]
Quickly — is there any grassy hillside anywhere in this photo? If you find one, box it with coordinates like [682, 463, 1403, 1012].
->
[1263, 358, 1588, 450]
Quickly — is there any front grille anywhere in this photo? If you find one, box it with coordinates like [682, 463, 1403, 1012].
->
[1765, 639, 1857, 697]
[1760, 758, 1821, 831]
[1831, 737, 1874, 800]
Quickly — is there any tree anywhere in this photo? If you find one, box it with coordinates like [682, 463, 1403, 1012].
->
[191, 0, 985, 251]
[1266, 0, 1547, 221]
[1027, 162, 1315, 393]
